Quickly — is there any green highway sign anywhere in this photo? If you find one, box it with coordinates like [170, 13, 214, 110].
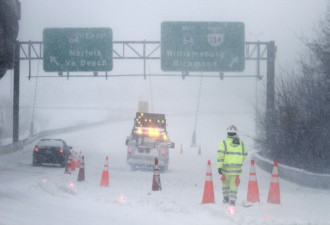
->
[43, 28, 112, 72]
[161, 22, 245, 72]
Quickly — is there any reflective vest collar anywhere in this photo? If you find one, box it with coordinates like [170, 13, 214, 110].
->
[223, 139, 245, 155]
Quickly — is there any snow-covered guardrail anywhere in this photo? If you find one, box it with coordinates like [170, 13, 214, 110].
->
[252, 152, 330, 190]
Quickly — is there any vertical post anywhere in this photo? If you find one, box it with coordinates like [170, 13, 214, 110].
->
[13, 41, 20, 143]
[266, 41, 276, 150]
[28, 40, 31, 80]
[190, 129, 197, 147]
[143, 40, 146, 80]
[256, 41, 260, 79]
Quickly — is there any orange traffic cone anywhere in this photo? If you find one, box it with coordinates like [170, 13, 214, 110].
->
[267, 160, 280, 204]
[247, 160, 260, 203]
[64, 156, 71, 174]
[77, 156, 85, 182]
[100, 156, 109, 187]
[71, 151, 76, 171]
[202, 160, 215, 204]
[152, 158, 162, 191]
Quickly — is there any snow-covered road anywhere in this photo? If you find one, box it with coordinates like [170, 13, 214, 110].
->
[1, 115, 330, 225]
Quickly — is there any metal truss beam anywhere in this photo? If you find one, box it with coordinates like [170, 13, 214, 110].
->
[19, 40, 269, 79]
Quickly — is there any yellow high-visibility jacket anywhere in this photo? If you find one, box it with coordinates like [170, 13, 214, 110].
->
[217, 137, 248, 175]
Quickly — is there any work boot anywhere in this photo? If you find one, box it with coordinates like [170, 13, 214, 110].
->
[229, 200, 235, 206]
[223, 196, 229, 203]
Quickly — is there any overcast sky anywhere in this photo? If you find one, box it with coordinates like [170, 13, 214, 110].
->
[18, 0, 329, 67]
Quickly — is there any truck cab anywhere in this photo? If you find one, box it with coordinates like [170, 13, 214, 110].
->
[126, 112, 175, 171]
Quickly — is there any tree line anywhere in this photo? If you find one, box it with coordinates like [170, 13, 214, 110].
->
[256, 6, 330, 173]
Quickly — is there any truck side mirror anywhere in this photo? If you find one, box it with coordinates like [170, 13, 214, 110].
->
[168, 142, 175, 148]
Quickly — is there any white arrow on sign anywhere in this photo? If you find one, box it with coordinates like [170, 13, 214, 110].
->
[50, 56, 60, 66]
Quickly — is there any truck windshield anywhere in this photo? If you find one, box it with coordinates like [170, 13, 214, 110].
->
[137, 137, 158, 148]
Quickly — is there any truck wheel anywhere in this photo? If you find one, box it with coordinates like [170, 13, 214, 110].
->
[160, 166, 167, 172]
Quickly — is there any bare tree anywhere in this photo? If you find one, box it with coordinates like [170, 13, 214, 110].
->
[256, 5, 330, 173]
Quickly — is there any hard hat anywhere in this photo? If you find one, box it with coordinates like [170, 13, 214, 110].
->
[227, 125, 238, 135]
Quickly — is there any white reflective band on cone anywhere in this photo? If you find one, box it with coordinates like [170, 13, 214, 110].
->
[271, 166, 279, 183]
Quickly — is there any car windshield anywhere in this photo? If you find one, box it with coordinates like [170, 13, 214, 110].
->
[38, 140, 63, 147]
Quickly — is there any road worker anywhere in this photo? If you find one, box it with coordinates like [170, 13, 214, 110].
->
[217, 125, 248, 207]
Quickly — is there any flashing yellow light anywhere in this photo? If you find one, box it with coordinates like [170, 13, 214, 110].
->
[163, 134, 168, 141]
[148, 128, 160, 137]
[137, 128, 143, 135]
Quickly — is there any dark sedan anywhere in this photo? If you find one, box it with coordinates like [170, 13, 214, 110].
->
[32, 139, 72, 167]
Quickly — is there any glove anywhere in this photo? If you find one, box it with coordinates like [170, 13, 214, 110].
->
[218, 168, 222, 175]
[221, 174, 226, 182]
[235, 175, 240, 186]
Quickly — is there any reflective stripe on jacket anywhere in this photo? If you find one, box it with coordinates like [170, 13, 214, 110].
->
[217, 137, 248, 175]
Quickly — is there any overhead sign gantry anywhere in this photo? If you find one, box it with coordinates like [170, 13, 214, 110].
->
[13, 25, 276, 145]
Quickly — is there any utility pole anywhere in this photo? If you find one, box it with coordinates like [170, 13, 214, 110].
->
[13, 41, 20, 143]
